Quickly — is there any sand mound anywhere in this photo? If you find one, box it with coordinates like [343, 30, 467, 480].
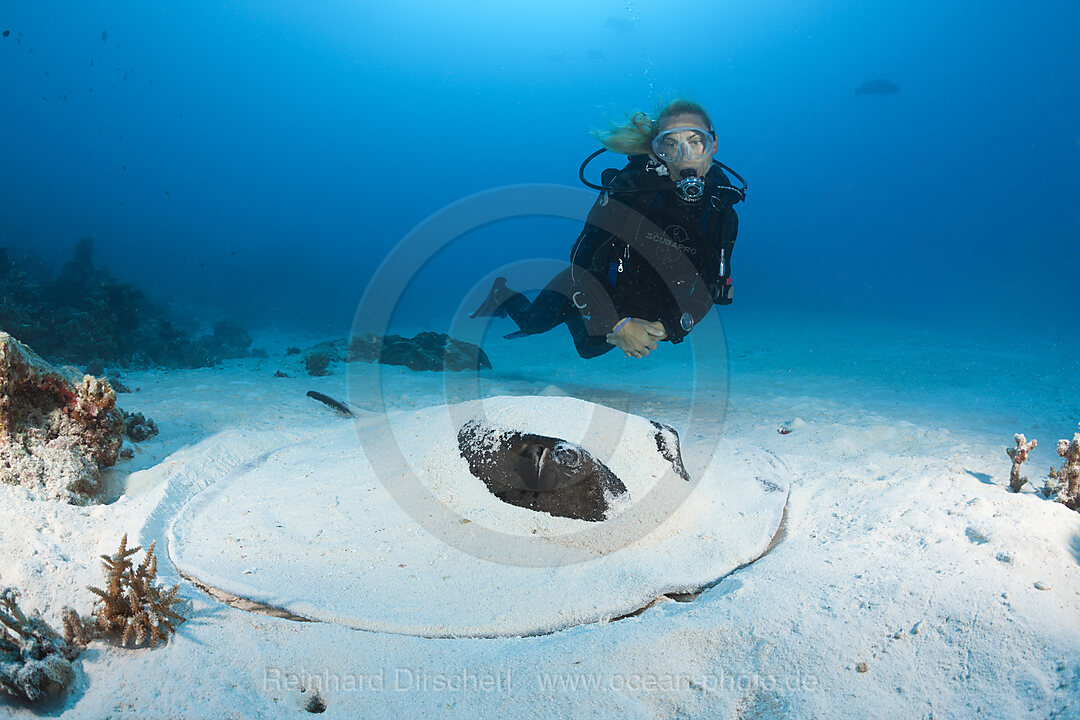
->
[168, 396, 790, 637]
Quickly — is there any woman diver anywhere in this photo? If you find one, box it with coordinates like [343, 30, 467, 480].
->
[470, 99, 745, 360]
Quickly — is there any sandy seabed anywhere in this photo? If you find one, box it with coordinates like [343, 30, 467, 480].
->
[1, 309, 1078, 719]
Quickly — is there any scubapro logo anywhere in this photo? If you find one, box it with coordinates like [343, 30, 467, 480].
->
[644, 225, 696, 264]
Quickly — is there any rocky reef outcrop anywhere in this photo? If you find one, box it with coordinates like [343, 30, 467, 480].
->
[349, 331, 492, 372]
[0, 239, 253, 369]
[0, 332, 122, 503]
[284, 332, 492, 376]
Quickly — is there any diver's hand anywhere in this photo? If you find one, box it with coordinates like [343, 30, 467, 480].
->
[607, 318, 667, 358]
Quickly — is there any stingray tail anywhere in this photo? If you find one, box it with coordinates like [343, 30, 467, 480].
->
[306, 390, 354, 415]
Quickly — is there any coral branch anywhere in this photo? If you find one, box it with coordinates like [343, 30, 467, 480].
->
[89, 535, 186, 647]
[1006, 433, 1037, 492]
[60, 607, 95, 649]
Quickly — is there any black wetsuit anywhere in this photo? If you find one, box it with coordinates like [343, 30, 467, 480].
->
[499, 155, 740, 358]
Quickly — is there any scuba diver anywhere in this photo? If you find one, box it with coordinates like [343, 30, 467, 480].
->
[470, 99, 745, 360]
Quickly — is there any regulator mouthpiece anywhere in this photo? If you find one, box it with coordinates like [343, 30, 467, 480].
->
[675, 169, 705, 202]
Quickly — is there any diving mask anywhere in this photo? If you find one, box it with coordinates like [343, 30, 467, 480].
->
[650, 126, 716, 163]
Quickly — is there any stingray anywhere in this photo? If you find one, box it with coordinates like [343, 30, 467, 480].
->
[856, 78, 900, 96]
[457, 418, 625, 521]
[457, 416, 690, 522]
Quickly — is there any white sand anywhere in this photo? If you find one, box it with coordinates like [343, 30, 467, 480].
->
[167, 396, 789, 638]
[1, 313, 1078, 719]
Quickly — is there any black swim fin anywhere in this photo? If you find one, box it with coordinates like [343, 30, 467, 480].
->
[503, 330, 530, 340]
[469, 277, 510, 319]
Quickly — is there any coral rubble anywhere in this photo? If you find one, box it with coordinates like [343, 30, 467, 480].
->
[0, 332, 122, 503]
[121, 410, 158, 442]
[0, 587, 80, 702]
[1006, 433, 1037, 492]
[1045, 423, 1080, 510]
[0, 536, 188, 700]
[88, 535, 185, 648]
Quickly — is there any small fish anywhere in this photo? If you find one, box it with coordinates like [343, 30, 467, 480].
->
[2, 30, 9, 38]
[777, 426, 792, 435]
[101, 30, 108, 43]
[855, 78, 900, 96]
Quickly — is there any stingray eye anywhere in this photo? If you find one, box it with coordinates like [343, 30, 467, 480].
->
[552, 443, 582, 469]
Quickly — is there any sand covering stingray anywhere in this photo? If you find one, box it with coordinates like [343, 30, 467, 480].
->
[168, 396, 790, 638]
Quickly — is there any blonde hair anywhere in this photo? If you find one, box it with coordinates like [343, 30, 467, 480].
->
[593, 99, 714, 156]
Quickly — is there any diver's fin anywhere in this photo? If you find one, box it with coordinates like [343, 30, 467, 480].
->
[469, 277, 510, 319]
[502, 330, 531, 340]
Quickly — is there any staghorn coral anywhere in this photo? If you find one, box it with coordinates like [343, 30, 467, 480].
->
[0, 587, 80, 702]
[60, 607, 95, 649]
[0, 332, 123, 503]
[88, 535, 186, 648]
[1006, 433, 1037, 492]
[1045, 423, 1080, 510]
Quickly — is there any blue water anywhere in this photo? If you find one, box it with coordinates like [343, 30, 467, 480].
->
[1, 2, 1077, 362]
